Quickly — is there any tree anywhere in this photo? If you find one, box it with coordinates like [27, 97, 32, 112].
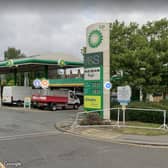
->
[4, 47, 26, 60]
[142, 18, 168, 97]
[110, 19, 165, 100]
[3, 47, 26, 86]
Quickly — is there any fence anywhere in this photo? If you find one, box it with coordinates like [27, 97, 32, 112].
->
[71, 107, 168, 130]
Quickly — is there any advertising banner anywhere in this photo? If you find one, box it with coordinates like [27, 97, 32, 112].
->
[84, 95, 101, 109]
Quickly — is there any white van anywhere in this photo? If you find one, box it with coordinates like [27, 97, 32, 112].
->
[2, 86, 32, 105]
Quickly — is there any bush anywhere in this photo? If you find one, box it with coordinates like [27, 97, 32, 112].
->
[160, 99, 168, 106]
[110, 101, 168, 124]
[80, 112, 103, 125]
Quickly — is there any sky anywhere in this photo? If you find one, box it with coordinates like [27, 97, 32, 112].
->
[0, 0, 168, 61]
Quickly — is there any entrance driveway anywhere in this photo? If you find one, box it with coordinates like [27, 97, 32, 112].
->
[0, 107, 78, 137]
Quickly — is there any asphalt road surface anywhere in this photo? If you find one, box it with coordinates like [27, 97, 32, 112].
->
[0, 107, 168, 168]
[0, 107, 76, 137]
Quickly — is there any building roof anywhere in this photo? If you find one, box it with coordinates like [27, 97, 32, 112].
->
[33, 52, 83, 62]
[0, 52, 83, 68]
[0, 52, 84, 75]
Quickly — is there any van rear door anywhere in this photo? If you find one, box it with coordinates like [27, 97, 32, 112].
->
[2, 87, 12, 104]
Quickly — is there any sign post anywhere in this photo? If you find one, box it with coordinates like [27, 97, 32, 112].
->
[24, 97, 31, 109]
[122, 105, 126, 125]
[84, 23, 110, 120]
[117, 85, 131, 125]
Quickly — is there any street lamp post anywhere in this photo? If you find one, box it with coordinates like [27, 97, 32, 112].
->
[139, 67, 146, 102]
[163, 63, 168, 99]
[139, 86, 143, 102]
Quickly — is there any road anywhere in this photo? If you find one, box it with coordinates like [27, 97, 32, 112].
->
[0, 107, 168, 168]
[0, 107, 75, 137]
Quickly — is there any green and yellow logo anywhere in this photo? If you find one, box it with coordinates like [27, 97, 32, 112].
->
[88, 30, 103, 48]
[58, 59, 65, 67]
[6, 59, 14, 67]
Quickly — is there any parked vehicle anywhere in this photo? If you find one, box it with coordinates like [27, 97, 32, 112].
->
[2, 86, 32, 105]
[75, 92, 83, 105]
[31, 89, 80, 111]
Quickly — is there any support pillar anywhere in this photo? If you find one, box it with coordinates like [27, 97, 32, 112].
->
[14, 68, 17, 86]
[84, 23, 111, 120]
[44, 65, 48, 79]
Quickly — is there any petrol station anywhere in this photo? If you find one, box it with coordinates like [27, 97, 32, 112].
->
[0, 53, 84, 88]
[0, 23, 113, 120]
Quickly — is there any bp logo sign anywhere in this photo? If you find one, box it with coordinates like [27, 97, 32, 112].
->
[58, 59, 65, 67]
[6, 59, 14, 67]
[88, 30, 103, 48]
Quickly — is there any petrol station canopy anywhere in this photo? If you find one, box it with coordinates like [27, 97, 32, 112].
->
[0, 52, 83, 74]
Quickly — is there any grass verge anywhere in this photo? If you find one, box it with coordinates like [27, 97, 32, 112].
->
[113, 121, 168, 136]
[113, 127, 168, 136]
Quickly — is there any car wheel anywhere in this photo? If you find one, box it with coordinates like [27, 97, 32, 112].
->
[73, 104, 79, 110]
[51, 104, 57, 111]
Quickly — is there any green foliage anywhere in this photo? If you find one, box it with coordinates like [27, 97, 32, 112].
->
[111, 101, 168, 124]
[3, 47, 26, 86]
[4, 47, 26, 60]
[110, 18, 168, 97]
[114, 127, 168, 136]
[160, 99, 168, 106]
[7, 79, 15, 86]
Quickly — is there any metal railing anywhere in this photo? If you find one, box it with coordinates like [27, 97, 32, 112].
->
[71, 107, 168, 130]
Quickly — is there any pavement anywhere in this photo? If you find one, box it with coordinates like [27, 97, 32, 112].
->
[55, 119, 168, 147]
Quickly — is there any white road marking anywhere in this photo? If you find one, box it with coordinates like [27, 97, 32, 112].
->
[0, 130, 61, 141]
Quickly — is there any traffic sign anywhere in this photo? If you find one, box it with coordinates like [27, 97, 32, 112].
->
[33, 79, 49, 89]
[104, 81, 112, 90]
[41, 79, 49, 89]
[33, 79, 41, 88]
[117, 85, 131, 104]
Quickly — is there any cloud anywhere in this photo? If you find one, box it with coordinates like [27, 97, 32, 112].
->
[0, 12, 88, 60]
[0, 0, 168, 60]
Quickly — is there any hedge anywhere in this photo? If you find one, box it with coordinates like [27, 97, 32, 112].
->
[110, 101, 168, 124]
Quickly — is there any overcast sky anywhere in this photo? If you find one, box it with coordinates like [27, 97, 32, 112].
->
[0, 0, 168, 60]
